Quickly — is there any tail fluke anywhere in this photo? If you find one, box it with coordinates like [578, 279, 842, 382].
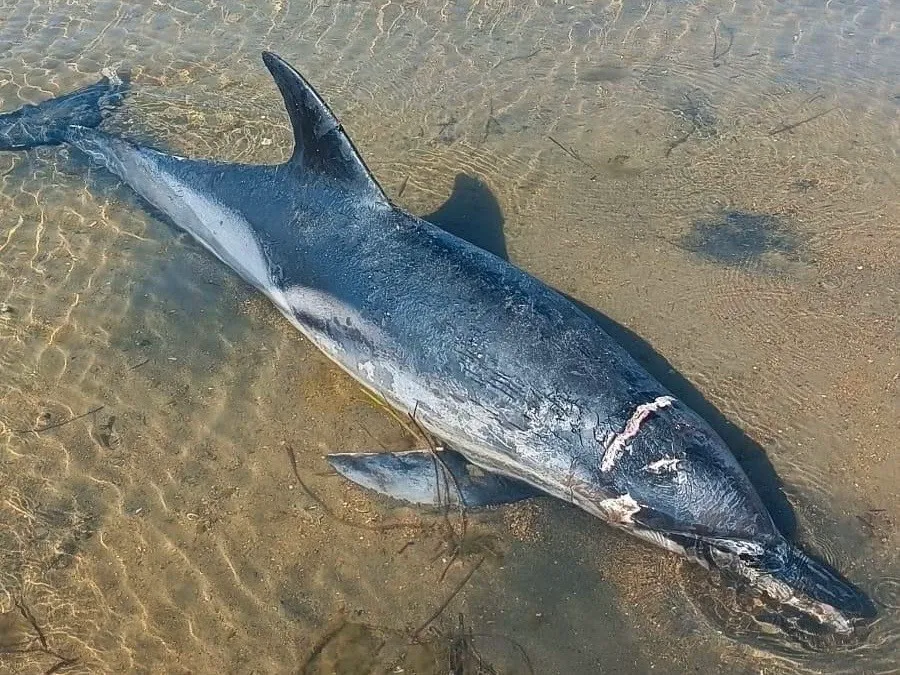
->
[0, 72, 128, 151]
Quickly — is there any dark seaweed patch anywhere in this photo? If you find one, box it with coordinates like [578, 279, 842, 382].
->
[579, 65, 630, 83]
[674, 89, 717, 138]
[664, 89, 718, 156]
[681, 210, 803, 269]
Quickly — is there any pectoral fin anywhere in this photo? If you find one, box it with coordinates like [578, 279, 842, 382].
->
[326, 449, 540, 508]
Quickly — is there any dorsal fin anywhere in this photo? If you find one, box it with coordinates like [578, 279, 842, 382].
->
[261, 51, 388, 204]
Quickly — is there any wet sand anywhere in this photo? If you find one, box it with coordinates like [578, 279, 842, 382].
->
[0, 0, 898, 673]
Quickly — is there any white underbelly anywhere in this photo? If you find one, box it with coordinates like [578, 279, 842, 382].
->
[268, 286, 601, 509]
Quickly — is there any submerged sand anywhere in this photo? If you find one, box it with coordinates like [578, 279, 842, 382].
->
[0, 0, 897, 673]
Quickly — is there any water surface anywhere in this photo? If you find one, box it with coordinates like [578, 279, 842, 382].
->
[0, 0, 897, 673]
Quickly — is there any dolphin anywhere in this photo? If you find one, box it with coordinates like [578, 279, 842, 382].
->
[0, 51, 875, 642]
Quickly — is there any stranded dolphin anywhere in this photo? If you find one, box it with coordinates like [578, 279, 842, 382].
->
[0, 51, 875, 642]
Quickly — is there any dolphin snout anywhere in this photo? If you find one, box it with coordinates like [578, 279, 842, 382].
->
[707, 536, 876, 645]
[760, 540, 876, 631]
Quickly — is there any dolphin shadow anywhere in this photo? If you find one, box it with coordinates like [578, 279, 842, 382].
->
[421, 173, 797, 538]
[423, 174, 508, 260]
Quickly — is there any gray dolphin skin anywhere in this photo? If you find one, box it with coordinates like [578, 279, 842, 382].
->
[0, 51, 875, 643]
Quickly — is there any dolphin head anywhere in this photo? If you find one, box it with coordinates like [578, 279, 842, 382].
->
[598, 398, 877, 646]
[698, 534, 876, 645]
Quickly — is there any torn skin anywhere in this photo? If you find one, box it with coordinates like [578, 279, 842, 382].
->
[600, 395, 675, 472]
[598, 493, 642, 525]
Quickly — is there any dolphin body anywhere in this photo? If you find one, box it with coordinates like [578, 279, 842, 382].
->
[0, 52, 874, 640]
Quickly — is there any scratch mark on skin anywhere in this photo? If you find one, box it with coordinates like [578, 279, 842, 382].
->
[644, 457, 681, 474]
[600, 395, 675, 472]
[565, 455, 579, 502]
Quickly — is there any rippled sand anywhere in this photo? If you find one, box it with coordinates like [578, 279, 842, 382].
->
[0, 1, 897, 673]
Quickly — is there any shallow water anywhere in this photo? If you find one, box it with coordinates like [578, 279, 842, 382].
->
[0, 0, 897, 673]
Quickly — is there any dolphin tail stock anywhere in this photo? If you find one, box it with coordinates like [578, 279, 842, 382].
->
[0, 71, 129, 152]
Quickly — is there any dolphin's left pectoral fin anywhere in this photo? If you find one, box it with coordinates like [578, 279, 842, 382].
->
[326, 449, 541, 508]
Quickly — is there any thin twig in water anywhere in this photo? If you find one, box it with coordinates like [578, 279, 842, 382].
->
[43, 658, 78, 675]
[712, 22, 734, 64]
[16, 600, 48, 650]
[482, 98, 503, 143]
[405, 409, 469, 546]
[354, 387, 469, 546]
[128, 358, 150, 371]
[547, 135, 598, 180]
[468, 630, 535, 675]
[7, 599, 78, 673]
[768, 107, 836, 136]
[13, 405, 104, 434]
[856, 514, 876, 531]
[547, 135, 583, 165]
[397, 174, 410, 199]
[298, 615, 348, 675]
[448, 614, 497, 674]
[358, 387, 422, 441]
[359, 424, 390, 452]
[802, 90, 825, 106]
[664, 126, 697, 157]
[412, 556, 485, 640]
[492, 48, 542, 70]
[439, 547, 460, 583]
[373, 555, 485, 669]
[352, 387, 470, 573]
